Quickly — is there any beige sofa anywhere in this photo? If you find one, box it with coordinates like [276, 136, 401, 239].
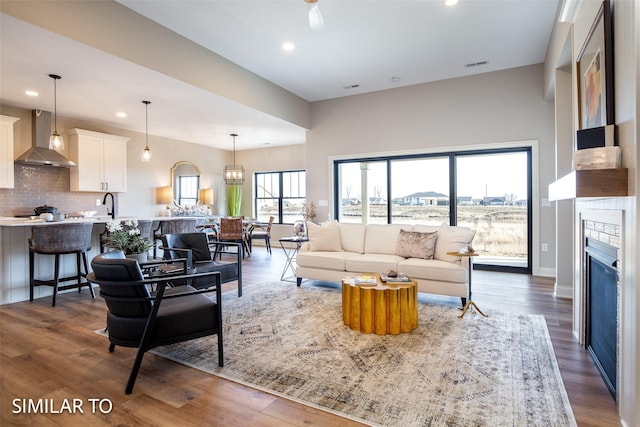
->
[295, 221, 476, 306]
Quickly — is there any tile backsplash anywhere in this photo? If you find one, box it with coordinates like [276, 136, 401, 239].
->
[0, 165, 113, 217]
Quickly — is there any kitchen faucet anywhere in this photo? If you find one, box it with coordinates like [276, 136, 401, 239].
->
[102, 192, 115, 220]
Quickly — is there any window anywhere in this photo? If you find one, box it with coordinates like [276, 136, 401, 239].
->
[390, 157, 449, 225]
[334, 147, 531, 273]
[177, 175, 199, 207]
[255, 170, 306, 224]
[337, 161, 387, 224]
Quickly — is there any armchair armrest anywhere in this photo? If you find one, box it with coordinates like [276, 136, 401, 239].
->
[209, 241, 243, 297]
[87, 270, 222, 303]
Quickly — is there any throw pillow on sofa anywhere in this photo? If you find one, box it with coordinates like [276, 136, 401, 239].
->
[306, 220, 343, 252]
[396, 230, 438, 259]
[434, 223, 476, 262]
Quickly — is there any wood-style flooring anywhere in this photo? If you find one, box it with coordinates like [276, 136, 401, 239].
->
[0, 248, 620, 426]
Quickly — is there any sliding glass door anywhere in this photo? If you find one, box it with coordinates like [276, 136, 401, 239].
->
[455, 151, 530, 270]
[334, 147, 531, 272]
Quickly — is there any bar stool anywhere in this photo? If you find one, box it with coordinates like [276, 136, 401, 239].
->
[29, 222, 95, 307]
[152, 218, 198, 258]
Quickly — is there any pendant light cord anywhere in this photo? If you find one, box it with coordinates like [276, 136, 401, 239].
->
[231, 133, 238, 166]
[53, 77, 57, 131]
[48, 74, 61, 133]
[143, 100, 150, 149]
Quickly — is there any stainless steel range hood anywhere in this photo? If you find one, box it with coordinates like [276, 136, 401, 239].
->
[14, 110, 76, 168]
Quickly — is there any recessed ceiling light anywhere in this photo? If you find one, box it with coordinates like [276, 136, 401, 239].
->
[25, 90, 39, 97]
[116, 112, 127, 118]
[444, 0, 458, 6]
[282, 42, 295, 52]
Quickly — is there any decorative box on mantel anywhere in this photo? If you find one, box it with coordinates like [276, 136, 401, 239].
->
[549, 168, 628, 201]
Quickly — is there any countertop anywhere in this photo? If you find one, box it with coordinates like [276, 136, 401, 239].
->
[0, 216, 113, 227]
[0, 215, 215, 227]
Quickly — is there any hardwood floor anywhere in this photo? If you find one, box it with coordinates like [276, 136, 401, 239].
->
[0, 248, 620, 426]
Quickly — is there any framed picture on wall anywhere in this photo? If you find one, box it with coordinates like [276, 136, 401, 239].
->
[577, 0, 614, 130]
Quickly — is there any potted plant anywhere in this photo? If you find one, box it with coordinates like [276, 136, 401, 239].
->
[103, 219, 153, 262]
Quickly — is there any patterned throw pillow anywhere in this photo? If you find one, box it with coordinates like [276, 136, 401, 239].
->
[396, 230, 438, 259]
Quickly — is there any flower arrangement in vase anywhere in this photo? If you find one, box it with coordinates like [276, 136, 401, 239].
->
[301, 200, 316, 222]
[103, 219, 153, 261]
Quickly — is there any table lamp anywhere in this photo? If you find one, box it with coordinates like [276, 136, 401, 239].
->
[157, 186, 173, 216]
[199, 188, 214, 214]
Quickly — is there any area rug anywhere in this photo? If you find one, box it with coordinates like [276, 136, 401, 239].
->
[151, 282, 576, 426]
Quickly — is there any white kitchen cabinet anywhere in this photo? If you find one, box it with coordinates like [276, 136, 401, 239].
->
[68, 128, 129, 192]
[0, 115, 20, 189]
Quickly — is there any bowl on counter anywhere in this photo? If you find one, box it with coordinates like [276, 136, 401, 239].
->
[69, 210, 97, 218]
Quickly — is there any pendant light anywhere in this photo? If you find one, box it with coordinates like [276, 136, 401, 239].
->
[305, 0, 324, 31]
[223, 133, 245, 184]
[48, 74, 64, 150]
[141, 100, 151, 162]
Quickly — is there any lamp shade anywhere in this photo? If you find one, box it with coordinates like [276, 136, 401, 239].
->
[199, 188, 214, 205]
[157, 186, 173, 205]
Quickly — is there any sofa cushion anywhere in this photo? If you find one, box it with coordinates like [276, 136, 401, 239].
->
[396, 230, 438, 259]
[346, 253, 405, 273]
[338, 223, 366, 254]
[398, 258, 468, 284]
[296, 251, 357, 271]
[306, 220, 342, 252]
[364, 224, 410, 255]
[434, 223, 476, 262]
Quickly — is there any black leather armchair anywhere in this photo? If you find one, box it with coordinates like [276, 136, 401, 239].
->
[161, 232, 242, 297]
[88, 251, 223, 394]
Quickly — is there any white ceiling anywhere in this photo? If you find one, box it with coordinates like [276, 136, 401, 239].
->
[0, 0, 560, 151]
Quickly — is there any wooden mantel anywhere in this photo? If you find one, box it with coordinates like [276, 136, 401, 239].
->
[549, 168, 628, 201]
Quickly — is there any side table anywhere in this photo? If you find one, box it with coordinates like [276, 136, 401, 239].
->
[447, 251, 488, 319]
[279, 236, 308, 282]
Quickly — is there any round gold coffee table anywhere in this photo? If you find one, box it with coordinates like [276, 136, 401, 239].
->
[342, 274, 418, 335]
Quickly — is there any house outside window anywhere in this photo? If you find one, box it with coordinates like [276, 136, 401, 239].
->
[255, 170, 306, 224]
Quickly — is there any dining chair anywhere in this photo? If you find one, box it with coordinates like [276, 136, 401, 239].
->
[88, 250, 223, 394]
[249, 216, 274, 254]
[214, 217, 249, 260]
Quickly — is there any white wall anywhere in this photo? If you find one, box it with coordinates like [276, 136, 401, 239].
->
[306, 64, 557, 275]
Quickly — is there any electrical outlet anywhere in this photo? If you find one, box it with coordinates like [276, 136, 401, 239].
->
[541, 243, 548, 252]
[96, 199, 101, 206]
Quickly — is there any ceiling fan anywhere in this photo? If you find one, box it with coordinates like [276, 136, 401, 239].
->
[305, 0, 324, 30]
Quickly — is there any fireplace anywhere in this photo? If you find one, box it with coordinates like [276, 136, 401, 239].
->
[584, 237, 617, 397]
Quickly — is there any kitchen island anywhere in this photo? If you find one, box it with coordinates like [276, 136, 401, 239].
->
[0, 216, 208, 305]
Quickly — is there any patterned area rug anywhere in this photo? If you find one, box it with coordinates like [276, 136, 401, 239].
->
[152, 282, 577, 426]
